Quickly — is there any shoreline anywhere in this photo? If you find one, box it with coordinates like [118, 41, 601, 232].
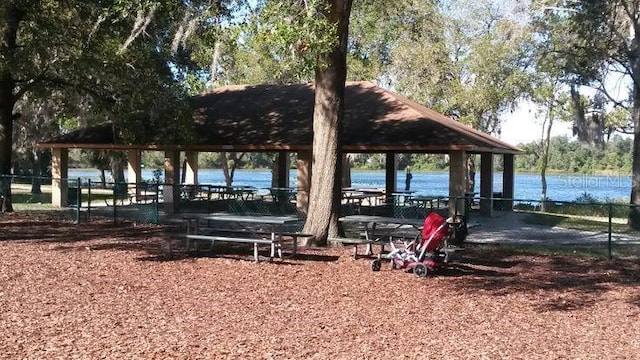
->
[68, 167, 633, 176]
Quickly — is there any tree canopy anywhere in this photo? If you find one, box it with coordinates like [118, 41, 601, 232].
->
[0, 0, 233, 210]
[531, 0, 640, 227]
[3, 0, 640, 230]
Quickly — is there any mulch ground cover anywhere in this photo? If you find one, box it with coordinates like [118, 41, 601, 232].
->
[1, 212, 639, 359]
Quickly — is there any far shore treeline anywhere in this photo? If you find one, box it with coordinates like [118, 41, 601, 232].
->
[47, 134, 632, 177]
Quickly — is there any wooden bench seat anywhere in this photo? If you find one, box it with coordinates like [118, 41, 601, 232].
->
[185, 234, 282, 262]
[440, 246, 465, 263]
[104, 191, 158, 206]
[328, 237, 388, 258]
[198, 227, 313, 256]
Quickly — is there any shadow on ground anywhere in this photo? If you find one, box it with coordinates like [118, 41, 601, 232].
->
[445, 244, 640, 312]
[3, 213, 639, 313]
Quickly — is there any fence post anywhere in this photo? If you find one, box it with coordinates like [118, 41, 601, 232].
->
[608, 203, 613, 260]
[112, 183, 117, 224]
[75, 178, 81, 223]
[87, 179, 92, 221]
[154, 180, 160, 223]
[0, 175, 5, 209]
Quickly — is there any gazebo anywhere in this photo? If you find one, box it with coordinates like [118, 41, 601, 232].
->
[40, 81, 520, 217]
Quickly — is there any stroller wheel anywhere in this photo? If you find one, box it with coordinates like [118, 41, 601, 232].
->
[414, 264, 428, 277]
[371, 259, 382, 272]
[390, 261, 398, 270]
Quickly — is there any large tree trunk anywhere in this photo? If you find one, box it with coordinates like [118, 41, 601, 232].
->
[110, 158, 126, 183]
[0, 3, 22, 212]
[99, 169, 106, 188]
[303, 0, 353, 245]
[342, 153, 351, 188]
[30, 150, 42, 194]
[628, 34, 640, 229]
[629, 73, 640, 228]
[221, 152, 245, 187]
[220, 151, 232, 186]
[540, 108, 553, 213]
[0, 86, 14, 212]
[466, 155, 475, 194]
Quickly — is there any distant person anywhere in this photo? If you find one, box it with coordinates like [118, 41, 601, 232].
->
[405, 167, 413, 191]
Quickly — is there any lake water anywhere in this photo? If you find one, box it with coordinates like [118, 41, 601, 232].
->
[68, 169, 633, 203]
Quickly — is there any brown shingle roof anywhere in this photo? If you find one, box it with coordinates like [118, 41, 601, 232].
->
[190, 81, 519, 153]
[41, 81, 519, 154]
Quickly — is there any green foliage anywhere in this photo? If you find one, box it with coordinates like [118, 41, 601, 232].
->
[1, 1, 239, 174]
[366, 0, 532, 133]
[531, 0, 640, 228]
[515, 135, 633, 174]
[408, 154, 449, 171]
[530, 0, 623, 85]
[347, 0, 441, 81]
[217, 0, 339, 85]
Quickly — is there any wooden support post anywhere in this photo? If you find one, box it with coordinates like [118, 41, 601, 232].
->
[51, 148, 69, 207]
[479, 152, 494, 217]
[503, 154, 515, 211]
[385, 152, 396, 204]
[449, 151, 467, 217]
[164, 150, 180, 213]
[184, 151, 199, 185]
[276, 152, 290, 188]
[296, 151, 312, 214]
[127, 149, 142, 201]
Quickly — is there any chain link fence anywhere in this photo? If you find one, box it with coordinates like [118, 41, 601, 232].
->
[1, 175, 160, 224]
[4, 174, 640, 259]
[461, 195, 640, 260]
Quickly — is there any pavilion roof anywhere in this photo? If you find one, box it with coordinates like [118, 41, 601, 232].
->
[40, 81, 520, 154]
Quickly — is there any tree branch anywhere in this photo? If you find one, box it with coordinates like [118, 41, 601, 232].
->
[620, 0, 640, 40]
[89, 12, 108, 41]
[118, 3, 157, 55]
[585, 80, 627, 109]
[38, 76, 117, 106]
[13, 75, 44, 103]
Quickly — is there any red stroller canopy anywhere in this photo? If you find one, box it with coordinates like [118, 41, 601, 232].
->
[420, 212, 449, 253]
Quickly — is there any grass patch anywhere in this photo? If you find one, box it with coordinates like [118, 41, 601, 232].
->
[478, 242, 603, 258]
[473, 243, 640, 260]
[522, 212, 636, 234]
[9, 185, 115, 209]
[11, 192, 52, 204]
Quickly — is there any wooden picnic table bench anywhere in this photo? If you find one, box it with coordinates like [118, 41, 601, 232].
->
[198, 227, 313, 256]
[338, 215, 424, 257]
[328, 237, 390, 258]
[185, 234, 282, 262]
[181, 213, 307, 262]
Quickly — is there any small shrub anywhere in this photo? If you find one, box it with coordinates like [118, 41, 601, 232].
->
[514, 202, 536, 211]
[574, 192, 599, 204]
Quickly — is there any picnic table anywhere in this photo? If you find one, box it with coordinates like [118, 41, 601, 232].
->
[342, 188, 386, 207]
[406, 195, 447, 209]
[205, 185, 257, 200]
[390, 191, 415, 205]
[184, 213, 307, 262]
[267, 187, 298, 209]
[180, 184, 210, 200]
[335, 215, 424, 257]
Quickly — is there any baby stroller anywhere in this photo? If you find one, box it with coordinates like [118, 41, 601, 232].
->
[371, 211, 467, 277]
